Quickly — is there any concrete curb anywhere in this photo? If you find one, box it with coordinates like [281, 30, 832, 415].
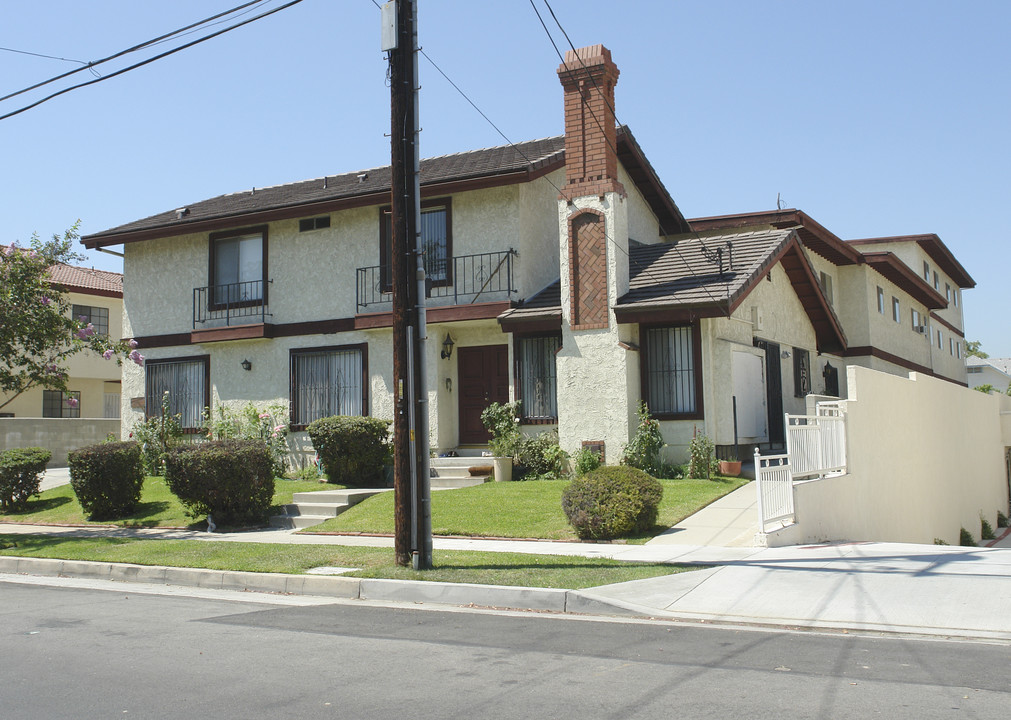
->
[0, 556, 622, 616]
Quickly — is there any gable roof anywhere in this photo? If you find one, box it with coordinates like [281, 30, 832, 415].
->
[967, 357, 1011, 377]
[614, 228, 847, 353]
[48, 263, 123, 298]
[847, 234, 975, 288]
[82, 126, 688, 248]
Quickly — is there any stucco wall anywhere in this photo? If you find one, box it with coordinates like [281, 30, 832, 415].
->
[0, 418, 122, 467]
[769, 366, 1010, 546]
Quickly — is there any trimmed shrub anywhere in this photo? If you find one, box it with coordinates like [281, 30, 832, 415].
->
[306, 416, 391, 487]
[561, 465, 663, 540]
[68, 442, 144, 520]
[959, 527, 977, 547]
[164, 439, 275, 527]
[0, 447, 51, 511]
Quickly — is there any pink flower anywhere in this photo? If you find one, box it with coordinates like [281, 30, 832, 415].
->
[65, 397, 79, 408]
[258, 413, 270, 419]
[128, 339, 138, 349]
[128, 349, 145, 366]
[40, 296, 51, 306]
[75, 323, 95, 340]
[273, 424, 285, 433]
[102, 349, 114, 360]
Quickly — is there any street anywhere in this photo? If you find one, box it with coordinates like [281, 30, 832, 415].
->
[2, 579, 1008, 719]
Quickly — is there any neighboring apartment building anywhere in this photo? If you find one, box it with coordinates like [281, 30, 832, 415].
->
[966, 357, 1011, 393]
[81, 45, 976, 464]
[0, 262, 123, 421]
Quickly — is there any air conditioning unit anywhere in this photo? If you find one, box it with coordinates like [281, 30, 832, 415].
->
[914, 325, 927, 334]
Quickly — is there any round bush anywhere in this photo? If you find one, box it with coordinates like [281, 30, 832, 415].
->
[68, 442, 144, 520]
[164, 439, 275, 527]
[560, 465, 663, 540]
[306, 416, 391, 487]
[0, 447, 52, 512]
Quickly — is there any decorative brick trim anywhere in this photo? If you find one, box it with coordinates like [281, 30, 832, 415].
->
[568, 210, 609, 330]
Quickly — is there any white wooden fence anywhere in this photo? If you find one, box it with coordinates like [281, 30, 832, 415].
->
[756, 402, 848, 532]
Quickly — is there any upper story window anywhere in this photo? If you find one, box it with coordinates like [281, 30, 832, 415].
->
[953, 289, 959, 308]
[911, 308, 920, 330]
[299, 216, 331, 232]
[146, 356, 209, 430]
[933, 271, 939, 291]
[945, 283, 951, 303]
[936, 328, 943, 349]
[517, 335, 561, 423]
[72, 304, 109, 336]
[967, 366, 982, 374]
[209, 227, 266, 306]
[641, 324, 701, 419]
[876, 286, 885, 314]
[956, 342, 962, 359]
[380, 199, 451, 290]
[290, 344, 366, 430]
[819, 272, 833, 305]
[923, 261, 930, 282]
[892, 297, 900, 323]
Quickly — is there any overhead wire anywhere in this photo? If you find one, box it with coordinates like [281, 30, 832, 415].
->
[0, 0, 296, 119]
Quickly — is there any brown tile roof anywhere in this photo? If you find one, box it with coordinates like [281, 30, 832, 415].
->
[48, 262, 123, 298]
[619, 228, 795, 310]
[848, 234, 975, 288]
[83, 136, 567, 245]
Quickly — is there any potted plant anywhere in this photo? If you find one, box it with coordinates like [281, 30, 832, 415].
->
[480, 401, 521, 482]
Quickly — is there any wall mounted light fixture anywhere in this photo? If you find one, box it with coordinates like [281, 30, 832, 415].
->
[441, 334, 455, 360]
[445, 378, 452, 392]
[241, 359, 252, 371]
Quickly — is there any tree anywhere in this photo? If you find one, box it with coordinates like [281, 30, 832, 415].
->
[0, 225, 139, 411]
[965, 340, 988, 359]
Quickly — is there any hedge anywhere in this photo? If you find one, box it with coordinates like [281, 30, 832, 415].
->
[68, 441, 144, 520]
[560, 465, 663, 540]
[0, 447, 51, 512]
[164, 439, 275, 527]
[306, 416, 391, 487]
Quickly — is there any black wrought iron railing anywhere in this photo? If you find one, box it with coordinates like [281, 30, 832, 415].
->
[356, 249, 517, 313]
[193, 279, 271, 327]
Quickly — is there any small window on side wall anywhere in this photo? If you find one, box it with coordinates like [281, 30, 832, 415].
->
[299, 216, 331, 232]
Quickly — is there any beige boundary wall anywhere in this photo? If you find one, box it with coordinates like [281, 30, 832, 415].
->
[767, 366, 1011, 546]
[1, 418, 122, 467]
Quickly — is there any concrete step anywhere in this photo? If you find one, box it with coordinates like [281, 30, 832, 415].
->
[431, 456, 494, 469]
[270, 514, 333, 530]
[270, 488, 390, 530]
[431, 476, 487, 489]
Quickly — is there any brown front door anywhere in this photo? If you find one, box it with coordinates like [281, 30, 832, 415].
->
[458, 345, 509, 445]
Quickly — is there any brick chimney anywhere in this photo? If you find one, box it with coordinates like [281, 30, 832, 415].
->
[557, 44, 625, 200]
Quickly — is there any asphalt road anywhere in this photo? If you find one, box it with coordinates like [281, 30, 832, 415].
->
[2, 579, 1009, 719]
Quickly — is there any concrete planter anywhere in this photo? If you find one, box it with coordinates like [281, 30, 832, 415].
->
[492, 456, 513, 482]
[718, 460, 742, 477]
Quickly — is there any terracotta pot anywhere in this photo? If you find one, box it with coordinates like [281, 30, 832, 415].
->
[718, 460, 742, 477]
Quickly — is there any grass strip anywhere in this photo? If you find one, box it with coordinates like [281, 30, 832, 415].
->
[0, 534, 696, 589]
[0, 477, 335, 529]
[307, 477, 750, 542]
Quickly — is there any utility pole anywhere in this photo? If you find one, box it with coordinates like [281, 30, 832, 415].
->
[385, 0, 431, 568]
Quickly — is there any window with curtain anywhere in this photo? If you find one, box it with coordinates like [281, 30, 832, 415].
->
[210, 227, 265, 305]
[643, 325, 699, 417]
[381, 200, 451, 289]
[517, 335, 560, 421]
[290, 346, 365, 428]
[145, 357, 208, 430]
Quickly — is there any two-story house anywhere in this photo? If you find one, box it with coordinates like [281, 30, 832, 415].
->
[81, 44, 976, 466]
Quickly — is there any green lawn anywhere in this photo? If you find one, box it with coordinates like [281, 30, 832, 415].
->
[0, 477, 334, 529]
[0, 534, 696, 589]
[306, 476, 750, 541]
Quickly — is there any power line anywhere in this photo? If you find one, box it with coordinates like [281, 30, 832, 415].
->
[0, 0, 292, 118]
[0, 46, 101, 77]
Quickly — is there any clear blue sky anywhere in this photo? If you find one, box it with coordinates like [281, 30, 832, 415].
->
[3, 1, 1008, 356]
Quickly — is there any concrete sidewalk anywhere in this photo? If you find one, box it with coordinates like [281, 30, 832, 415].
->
[3, 521, 1011, 640]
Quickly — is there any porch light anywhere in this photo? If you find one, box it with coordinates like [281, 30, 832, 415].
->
[441, 334, 455, 360]
[241, 359, 252, 371]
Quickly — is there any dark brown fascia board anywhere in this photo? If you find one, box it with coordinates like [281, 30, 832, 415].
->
[355, 301, 514, 330]
[190, 323, 274, 344]
[849, 234, 976, 288]
[689, 209, 862, 266]
[498, 313, 562, 334]
[860, 252, 948, 309]
[616, 127, 691, 235]
[726, 233, 847, 354]
[613, 302, 728, 325]
[928, 312, 965, 338]
[82, 162, 563, 249]
[843, 345, 967, 387]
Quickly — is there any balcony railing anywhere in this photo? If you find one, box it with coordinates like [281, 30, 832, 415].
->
[356, 249, 517, 313]
[193, 279, 271, 328]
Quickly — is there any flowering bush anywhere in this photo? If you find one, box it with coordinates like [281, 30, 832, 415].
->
[204, 402, 289, 478]
[132, 390, 184, 475]
[0, 225, 139, 412]
[480, 401, 522, 459]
